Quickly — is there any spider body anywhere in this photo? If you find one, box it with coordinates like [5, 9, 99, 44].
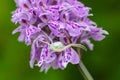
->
[50, 42, 65, 52]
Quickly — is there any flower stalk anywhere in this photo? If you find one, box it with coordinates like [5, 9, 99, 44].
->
[77, 48, 93, 80]
[78, 61, 93, 80]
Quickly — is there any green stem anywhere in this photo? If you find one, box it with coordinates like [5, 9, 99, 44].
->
[77, 61, 94, 80]
[77, 48, 93, 80]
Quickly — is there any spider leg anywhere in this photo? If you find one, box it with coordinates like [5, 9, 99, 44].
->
[39, 40, 50, 46]
[61, 44, 73, 51]
[70, 44, 87, 51]
[61, 43, 87, 51]
[41, 31, 53, 43]
[33, 36, 50, 46]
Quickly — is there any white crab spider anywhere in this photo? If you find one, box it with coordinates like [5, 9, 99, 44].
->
[33, 31, 87, 52]
[49, 41, 87, 52]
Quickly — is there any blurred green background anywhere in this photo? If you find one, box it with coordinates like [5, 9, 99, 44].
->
[0, 0, 120, 80]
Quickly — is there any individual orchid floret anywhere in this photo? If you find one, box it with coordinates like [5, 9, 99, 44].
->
[12, 25, 40, 45]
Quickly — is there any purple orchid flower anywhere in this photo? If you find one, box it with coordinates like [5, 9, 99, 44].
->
[12, 0, 108, 72]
